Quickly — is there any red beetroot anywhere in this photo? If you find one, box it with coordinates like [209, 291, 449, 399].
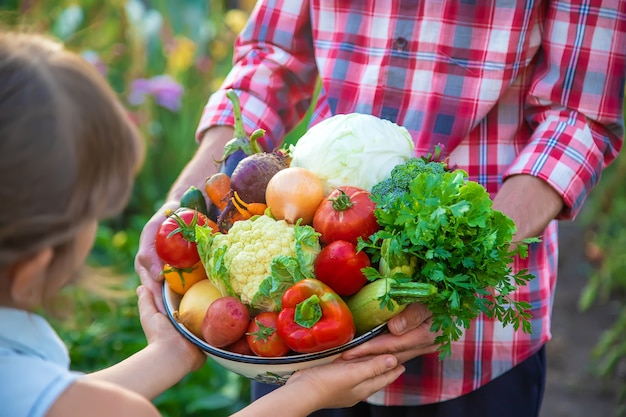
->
[229, 150, 288, 204]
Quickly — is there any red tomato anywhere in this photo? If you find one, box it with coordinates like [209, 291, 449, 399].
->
[155, 208, 209, 269]
[313, 240, 370, 296]
[246, 312, 291, 357]
[312, 186, 379, 245]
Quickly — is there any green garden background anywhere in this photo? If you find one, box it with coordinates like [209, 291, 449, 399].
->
[1, 1, 625, 416]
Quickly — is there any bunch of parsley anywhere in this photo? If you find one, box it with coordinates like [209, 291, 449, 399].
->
[363, 149, 539, 359]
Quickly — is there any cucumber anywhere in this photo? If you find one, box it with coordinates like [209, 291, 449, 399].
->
[180, 186, 209, 216]
[346, 278, 437, 335]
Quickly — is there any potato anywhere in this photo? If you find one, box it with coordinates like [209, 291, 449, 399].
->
[201, 296, 250, 348]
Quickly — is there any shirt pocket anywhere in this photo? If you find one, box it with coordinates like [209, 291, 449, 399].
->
[428, 1, 542, 80]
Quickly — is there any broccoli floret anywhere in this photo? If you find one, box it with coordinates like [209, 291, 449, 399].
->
[371, 157, 447, 210]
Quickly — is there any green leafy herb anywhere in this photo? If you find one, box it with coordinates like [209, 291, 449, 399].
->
[362, 150, 540, 359]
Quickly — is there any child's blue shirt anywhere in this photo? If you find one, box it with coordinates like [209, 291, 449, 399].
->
[0, 307, 82, 417]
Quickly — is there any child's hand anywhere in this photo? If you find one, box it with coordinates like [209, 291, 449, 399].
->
[286, 354, 405, 410]
[136, 285, 206, 372]
[135, 202, 180, 313]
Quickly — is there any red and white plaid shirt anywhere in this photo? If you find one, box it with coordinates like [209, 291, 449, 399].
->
[197, 0, 626, 406]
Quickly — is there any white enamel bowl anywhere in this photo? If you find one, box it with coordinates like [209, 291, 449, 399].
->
[162, 281, 387, 385]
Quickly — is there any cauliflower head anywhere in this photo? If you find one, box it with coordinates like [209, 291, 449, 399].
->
[195, 215, 320, 312]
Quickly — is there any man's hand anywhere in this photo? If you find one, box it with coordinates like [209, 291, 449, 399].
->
[340, 303, 439, 363]
[492, 174, 564, 241]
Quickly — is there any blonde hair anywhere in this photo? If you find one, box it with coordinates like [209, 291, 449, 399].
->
[0, 32, 144, 275]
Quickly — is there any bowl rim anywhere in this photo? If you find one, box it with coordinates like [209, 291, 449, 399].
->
[162, 281, 388, 365]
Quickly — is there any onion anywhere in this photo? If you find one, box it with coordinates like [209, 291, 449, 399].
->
[265, 167, 325, 225]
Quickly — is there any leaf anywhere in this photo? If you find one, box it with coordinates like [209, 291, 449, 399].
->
[449, 290, 461, 310]
[255, 255, 301, 311]
[446, 273, 473, 289]
[432, 246, 452, 260]
[461, 257, 476, 269]
[449, 200, 470, 218]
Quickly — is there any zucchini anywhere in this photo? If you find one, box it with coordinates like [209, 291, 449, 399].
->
[346, 278, 437, 335]
[180, 186, 209, 216]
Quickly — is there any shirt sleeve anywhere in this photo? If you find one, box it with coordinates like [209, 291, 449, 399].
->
[0, 353, 83, 417]
[196, 1, 319, 151]
[503, 0, 625, 219]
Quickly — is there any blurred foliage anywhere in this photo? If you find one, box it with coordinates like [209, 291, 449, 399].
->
[2, 0, 625, 415]
[578, 147, 626, 415]
[0, 0, 258, 415]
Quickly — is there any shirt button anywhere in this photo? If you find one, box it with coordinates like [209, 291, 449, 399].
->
[394, 37, 408, 51]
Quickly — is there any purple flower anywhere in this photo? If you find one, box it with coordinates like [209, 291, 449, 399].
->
[128, 75, 183, 111]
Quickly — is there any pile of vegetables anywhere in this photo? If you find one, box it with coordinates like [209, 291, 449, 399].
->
[156, 92, 536, 360]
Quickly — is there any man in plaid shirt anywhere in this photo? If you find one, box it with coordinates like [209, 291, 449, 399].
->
[136, 1, 626, 416]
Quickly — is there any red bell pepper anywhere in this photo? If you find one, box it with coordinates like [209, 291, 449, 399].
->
[277, 278, 356, 353]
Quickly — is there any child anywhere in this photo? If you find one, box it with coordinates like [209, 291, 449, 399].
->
[0, 32, 405, 417]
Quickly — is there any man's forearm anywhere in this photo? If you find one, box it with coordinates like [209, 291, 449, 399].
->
[492, 174, 564, 241]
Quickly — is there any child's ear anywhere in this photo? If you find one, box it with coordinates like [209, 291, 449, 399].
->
[10, 248, 54, 308]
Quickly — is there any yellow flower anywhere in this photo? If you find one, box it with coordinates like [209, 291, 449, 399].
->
[166, 36, 196, 77]
[224, 9, 248, 35]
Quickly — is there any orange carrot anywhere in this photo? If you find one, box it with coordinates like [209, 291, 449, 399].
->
[246, 202, 268, 216]
[205, 172, 231, 211]
[231, 191, 267, 219]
